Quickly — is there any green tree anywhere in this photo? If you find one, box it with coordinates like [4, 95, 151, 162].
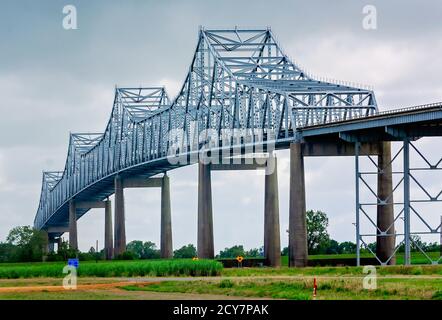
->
[126, 240, 144, 259]
[245, 247, 261, 257]
[174, 244, 197, 258]
[366, 242, 377, 253]
[306, 210, 330, 254]
[219, 245, 246, 258]
[0, 243, 16, 262]
[7, 226, 34, 246]
[114, 251, 135, 260]
[338, 241, 356, 254]
[56, 239, 78, 260]
[325, 239, 340, 254]
[6, 226, 48, 262]
[142, 241, 160, 259]
[410, 235, 425, 252]
[126, 240, 160, 259]
[424, 242, 441, 252]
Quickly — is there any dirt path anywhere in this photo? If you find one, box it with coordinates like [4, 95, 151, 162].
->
[0, 281, 157, 293]
[0, 279, 270, 300]
[1, 274, 440, 293]
[97, 288, 268, 300]
[0, 274, 439, 298]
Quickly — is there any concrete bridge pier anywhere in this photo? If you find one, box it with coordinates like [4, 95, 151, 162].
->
[161, 174, 173, 258]
[198, 162, 214, 259]
[104, 200, 114, 260]
[48, 241, 55, 253]
[44, 227, 67, 253]
[41, 230, 49, 255]
[74, 200, 114, 259]
[119, 174, 173, 258]
[57, 237, 62, 252]
[286, 140, 395, 267]
[289, 142, 308, 267]
[114, 175, 126, 257]
[197, 156, 281, 265]
[68, 200, 78, 250]
[377, 141, 396, 265]
[264, 155, 281, 267]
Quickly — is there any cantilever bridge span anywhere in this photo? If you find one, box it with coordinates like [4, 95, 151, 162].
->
[35, 28, 442, 266]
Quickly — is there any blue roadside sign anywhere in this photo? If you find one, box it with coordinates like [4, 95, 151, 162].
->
[68, 258, 79, 268]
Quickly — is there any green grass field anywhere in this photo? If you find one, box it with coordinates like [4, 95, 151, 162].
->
[121, 277, 442, 300]
[280, 251, 441, 266]
[0, 252, 439, 279]
[0, 259, 441, 300]
[0, 259, 223, 279]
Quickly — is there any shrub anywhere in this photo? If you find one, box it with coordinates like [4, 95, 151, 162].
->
[174, 244, 197, 259]
[432, 290, 442, 300]
[114, 251, 135, 260]
[219, 279, 234, 288]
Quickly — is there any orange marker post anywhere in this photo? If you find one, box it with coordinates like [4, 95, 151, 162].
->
[313, 277, 317, 300]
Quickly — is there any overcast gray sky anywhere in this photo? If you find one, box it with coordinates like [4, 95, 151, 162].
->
[0, 0, 441, 252]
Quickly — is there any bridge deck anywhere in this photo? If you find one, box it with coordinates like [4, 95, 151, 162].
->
[299, 102, 442, 140]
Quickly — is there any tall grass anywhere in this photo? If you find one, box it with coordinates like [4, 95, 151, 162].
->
[280, 251, 441, 266]
[0, 259, 223, 279]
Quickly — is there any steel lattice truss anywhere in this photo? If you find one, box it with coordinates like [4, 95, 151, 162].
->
[356, 140, 442, 265]
[35, 27, 377, 230]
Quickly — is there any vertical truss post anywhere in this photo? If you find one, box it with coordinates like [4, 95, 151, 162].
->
[357, 138, 441, 266]
[356, 142, 403, 265]
[403, 139, 411, 265]
[355, 141, 361, 266]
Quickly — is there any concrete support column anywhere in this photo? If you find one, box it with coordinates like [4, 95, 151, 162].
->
[377, 141, 396, 265]
[289, 142, 308, 267]
[46, 234, 57, 254]
[114, 175, 126, 256]
[264, 155, 281, 267]
[48, 241, 55, 253]
[104, 200, 113, 260]
[68, 200, 78, 250]
[57, 237, 62, 252]
[161, 174, 173, 258]
[41, 231, 49, 262]
[198, 162, 214, 259]
[41, 231, 49, 256]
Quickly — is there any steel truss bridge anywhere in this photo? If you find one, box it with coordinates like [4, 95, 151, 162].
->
[35, 27, 442, 266]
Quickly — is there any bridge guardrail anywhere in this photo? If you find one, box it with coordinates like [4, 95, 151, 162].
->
[298, 101, 442, 128]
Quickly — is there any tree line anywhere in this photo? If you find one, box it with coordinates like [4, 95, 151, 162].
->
[0, 210, 440, 263]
